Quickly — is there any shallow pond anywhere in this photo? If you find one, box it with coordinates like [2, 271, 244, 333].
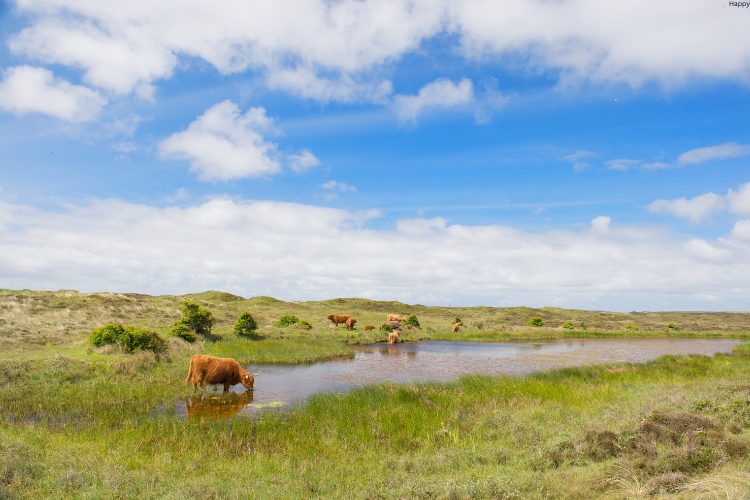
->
[179, 338, 744, 419]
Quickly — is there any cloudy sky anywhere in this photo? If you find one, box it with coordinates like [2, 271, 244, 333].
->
[1, 0, 749, 310]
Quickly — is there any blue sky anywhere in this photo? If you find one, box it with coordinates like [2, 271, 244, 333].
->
[1, 0, 750, 310]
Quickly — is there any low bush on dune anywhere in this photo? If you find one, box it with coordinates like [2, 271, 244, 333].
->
[88, 323, 166, 354]
[562, 321, 574, 329]
[405, 315, 421, 328]
[526, 317, 544, 327]
[168, 322, 196, 343]
[274, 315, 312, 329]
[233, 312, 258, 337]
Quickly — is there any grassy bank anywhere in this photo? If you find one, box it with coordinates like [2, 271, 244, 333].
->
[3, 345, 750, 498]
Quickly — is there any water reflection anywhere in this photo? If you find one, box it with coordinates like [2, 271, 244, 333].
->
[185, 391, 254, 420]
[177, 338, 743, 420]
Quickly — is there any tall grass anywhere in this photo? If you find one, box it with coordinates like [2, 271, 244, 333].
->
[2, 347, 750, 498]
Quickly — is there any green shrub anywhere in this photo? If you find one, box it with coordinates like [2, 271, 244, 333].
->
[119, 327, 166, 354]
[295, 320, 313, 330]
[169, 322, 196, 343]
[472, 321, 484, 330]
[453, 316, 463, 326]
[561, 321, 574, 329]
[405, 315, 420, 328]
[88, 323, 125, 347]
[90, 323, 166, 354]
[380, 323, 392, 331]
[526, 317, 544, 327]
[179, 300, 215, 336]
[234, 312, 258, 337]
[275, 315, 300, 327]
[579, 322, 587, 329]
[667, 323, 681, 331]
[623, 324, 640, 331]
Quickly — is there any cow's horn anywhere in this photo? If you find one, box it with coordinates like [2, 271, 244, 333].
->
[252, 370, 261, 376]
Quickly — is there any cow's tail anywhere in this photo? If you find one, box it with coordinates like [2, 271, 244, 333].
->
[185, 358, 194, 385]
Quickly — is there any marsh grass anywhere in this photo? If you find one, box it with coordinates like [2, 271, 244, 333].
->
[1, 347, 750, 498]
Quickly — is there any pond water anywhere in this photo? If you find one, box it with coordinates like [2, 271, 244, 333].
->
[178, 338, 743, 420]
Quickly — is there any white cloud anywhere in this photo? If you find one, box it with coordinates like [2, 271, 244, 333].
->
[289, 149, 321, 173]
[730, 220, 750, 240]
[394, 78, 474, 121]
[159, 100, 281, 181]
[2, 197, 750, 310]
[678, 142, 750, 165]
[605, 159, 641, 171]
[9, 0, 750, 102]
[727, 182, 750, 216]
[647, 192, 726, 224]
[0, 65, 106, 121]
[562, 150, 596, 171]
[320, 181, 357, 192]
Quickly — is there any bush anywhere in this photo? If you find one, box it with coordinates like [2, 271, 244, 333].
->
[380, 323, 392, 331]
[667, 323, 681, 331]
[453, 316, 463, 326]
[88, 323, 125, 347]
[561, 321, 574, 329]
[472, 321, 484, 330]
[90, 323, 166, 354]
[119, 327, 167, 354]
[295, 320, 313, 330]
[179, 300, 215, 336]
[234, 312, 258, 337]
[623, 323, 640, 331]
[579, 322, 587, 329]
[169, 322, 196, 343]
[526, 317, 544, 327]
[275, 315, 300, 327]
[405, 315, 420, 328]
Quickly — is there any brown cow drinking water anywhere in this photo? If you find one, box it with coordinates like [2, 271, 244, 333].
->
[185, 354, 260, 392]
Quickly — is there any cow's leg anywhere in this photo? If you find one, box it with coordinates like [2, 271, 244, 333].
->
[223, 382, 230, 392]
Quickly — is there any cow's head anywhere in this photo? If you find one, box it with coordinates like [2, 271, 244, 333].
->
[240, 373, 255, 391]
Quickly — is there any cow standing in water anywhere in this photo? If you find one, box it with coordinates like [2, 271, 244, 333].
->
[185, 354, 259, 392]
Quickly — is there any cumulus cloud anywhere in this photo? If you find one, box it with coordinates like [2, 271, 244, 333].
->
[678, 142, 750, 165]
[394, 78, 474, 121]
[159, 100, 281, 181]
[727, 182, 750, 216]
[321, 181, 357, 192]
[8, 0, 750, 103]
[1, 198, 750, 310]
[0, 65, 106, 121]
[289, 149, 321, 173]
[647, 192, 726, 224]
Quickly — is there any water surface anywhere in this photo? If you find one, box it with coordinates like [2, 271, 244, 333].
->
[179, 338, 742, 419]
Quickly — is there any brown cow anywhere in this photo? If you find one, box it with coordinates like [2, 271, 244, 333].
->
[404, 325, 413, 330]
[387, 314, 407, 322]
[327, 314, 350, 327]
[345, 317, 357, 331]
[385, 320, 401, 329]
[185, 354, 259, 392]
[364, 325, 375, 332]
[388, 331, 401, 344]
[451, 323, 460, 332]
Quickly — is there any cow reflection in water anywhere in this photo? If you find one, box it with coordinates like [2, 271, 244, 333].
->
[185, 391, 254, 420]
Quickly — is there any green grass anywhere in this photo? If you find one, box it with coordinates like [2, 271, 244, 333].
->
[3, 344, 750, 498]
[204, 337, 353, 363]
[3, 289, 750, 498]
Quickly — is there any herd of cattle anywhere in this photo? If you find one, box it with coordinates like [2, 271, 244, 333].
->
[186, 313, 462, 393]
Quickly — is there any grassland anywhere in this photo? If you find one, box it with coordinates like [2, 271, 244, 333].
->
[2, 289, 750, 355]
[2, 289, 750, 498]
